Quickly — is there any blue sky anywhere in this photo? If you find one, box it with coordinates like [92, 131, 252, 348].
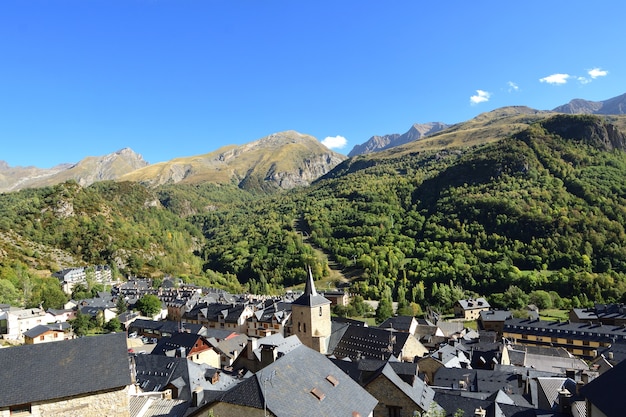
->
[1, 1, 624, 168]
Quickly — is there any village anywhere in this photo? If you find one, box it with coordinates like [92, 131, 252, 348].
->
[1, 266, 625, 417]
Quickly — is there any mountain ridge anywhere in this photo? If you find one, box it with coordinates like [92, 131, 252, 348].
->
[2, 92, 625, 194]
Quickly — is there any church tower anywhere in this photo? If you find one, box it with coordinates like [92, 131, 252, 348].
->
[291, 267, 332, 354]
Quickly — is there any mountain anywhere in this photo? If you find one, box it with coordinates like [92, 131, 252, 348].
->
[118, 130, 346, 191]
[348, 122, 448, 157]
[346, 92, 626, 158]
[0, 148, 148, 193]
[552, 92, 626, 115]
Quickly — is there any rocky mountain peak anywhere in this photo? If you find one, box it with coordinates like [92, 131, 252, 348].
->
[348, 122, 449, 157]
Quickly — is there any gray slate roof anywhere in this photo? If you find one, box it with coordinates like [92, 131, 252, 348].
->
[330, 324, 413, 361]
[580, 356, 626, 417]
[217, 345, 378, 416]
[0, 333, 131, 408]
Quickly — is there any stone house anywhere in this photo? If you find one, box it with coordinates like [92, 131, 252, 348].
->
[246, 300, 291, 338]
[0, 333, 131, 417]
[364, 362, 439, 417]
[195, 345, 377, 417]
[454, 298, 490, 320]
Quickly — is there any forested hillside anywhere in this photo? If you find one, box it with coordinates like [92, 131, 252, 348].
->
[2, 114, 626, 314]
[196, 114, 626, 311]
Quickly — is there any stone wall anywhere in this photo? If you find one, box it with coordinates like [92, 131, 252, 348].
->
[367, 375, 422, 417]
[200, 403, 267, 417]
[1, 386, 130, 417]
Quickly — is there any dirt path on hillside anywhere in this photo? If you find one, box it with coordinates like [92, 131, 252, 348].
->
[293, 216, 355, 288]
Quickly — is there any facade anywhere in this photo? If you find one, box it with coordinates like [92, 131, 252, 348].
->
[502, 317, 626, 358]
[323, 290, 349, 307]
[288, 268, 332, 354]
[53, 265, 113, 294]
[478, 310, 512, 335]
[246, 300, 291, 338]
[0, 333, 131, 417]
[454, 298, 491, 320]
[23, 323, 73, 344]
[1, 307, 53, 340]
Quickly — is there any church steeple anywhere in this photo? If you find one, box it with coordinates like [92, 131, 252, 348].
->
[292, 266, 330, 307]
[303, 265, 318, 296]
[290, 265, 332, 354]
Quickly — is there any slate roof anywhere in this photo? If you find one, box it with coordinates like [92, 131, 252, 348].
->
[504, 317, 626, 345]
[291, 267, 331, 307]
[129, 319, 205, 336]
[379, 315, 416, 332]
[330, 324, 412, 361]
[457, 298, 490, 310]
[329, 357, 418, 386]
[0, 333, 131, 408]
[480, 310, 513, 322]
[129, 396, 189, 417]
[434, 390, 491, 417]
[217, 345, 378, 416]
[22, 322, 71, 338]
[365, 362, 435, 412]
[151, 332, 210, 357]
[134, 354, 238, 404]
[595, 338, 626, 365]
[432, 368, 524, 396]
[580, 356, 626, 417]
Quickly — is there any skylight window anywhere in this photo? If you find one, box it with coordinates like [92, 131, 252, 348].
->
[311, 387, 326, 401]
[326, 375, 339, 387]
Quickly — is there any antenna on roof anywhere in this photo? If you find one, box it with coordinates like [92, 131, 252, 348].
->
[263, 369, 277, 417]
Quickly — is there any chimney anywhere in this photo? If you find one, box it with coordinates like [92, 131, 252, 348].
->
[192, 387, 204, 407]
[558, 389, 572, 415]
[260, 344, 278, 367]
[608, 351, 614, 361]
[247, 338, 258, 360]
[474, 407, 486, 417]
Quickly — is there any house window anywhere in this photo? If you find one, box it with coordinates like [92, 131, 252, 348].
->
[40, 336, 45, 341]
[298, 322, 301, 332]
[303, 323, 306, 333]
[9, 403, 32, 415]
[387, 405, 402, 417]
[319, 306, 323, 316]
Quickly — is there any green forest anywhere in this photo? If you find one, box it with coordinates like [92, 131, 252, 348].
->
[2, 115, 626, 315]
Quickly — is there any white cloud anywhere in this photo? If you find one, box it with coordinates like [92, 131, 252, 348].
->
[321, 135, 347, 150]
[588, 67, 608, 79]
[470, 90, 491, 105]
[539, 73, 570, 85]
[507, 81, 519, 92]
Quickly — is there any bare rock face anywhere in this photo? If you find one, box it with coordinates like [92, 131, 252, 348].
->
[121, 131, 347, 191]
[540, 115, 626, 151]
[348, 122, 448, 157]
[0, 148, 149, 193]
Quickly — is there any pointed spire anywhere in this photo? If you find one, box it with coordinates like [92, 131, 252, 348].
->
[292, 265, 329, 307]
[304, 265, 318, 297]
